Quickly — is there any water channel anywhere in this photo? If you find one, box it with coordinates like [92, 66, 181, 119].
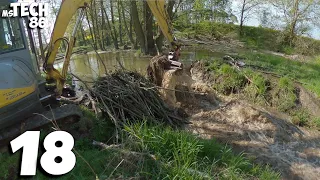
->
[54, 48, 225, 82]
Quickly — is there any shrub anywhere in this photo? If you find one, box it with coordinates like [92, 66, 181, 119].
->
[207, 58, 224, 71]
[311, 117, 320, 129]
[291, 108, 310, 126]
[214, 64, 247, 95]
[175, 21, 320, 56]
[244, 70, 270, 104]
[272, 77, 297, 112]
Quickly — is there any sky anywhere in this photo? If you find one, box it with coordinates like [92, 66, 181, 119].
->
[231, 1, 320, 40]
[234, 11, 320, 40]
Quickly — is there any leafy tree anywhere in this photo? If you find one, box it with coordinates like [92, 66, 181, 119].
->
[235, 0, 261, 35]
[269, 0, 320, 46]
[259, 9, 270, 27]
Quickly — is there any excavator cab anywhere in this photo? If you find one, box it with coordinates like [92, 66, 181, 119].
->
[0, 0, 92, 139]
[0, 0, 42, 129]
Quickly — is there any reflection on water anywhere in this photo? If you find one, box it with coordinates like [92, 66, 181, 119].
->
[71, 51, 150, 81]
[54, 48, 224, 82]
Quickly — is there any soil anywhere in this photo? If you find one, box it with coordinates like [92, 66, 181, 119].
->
[161, 61, 320, 180]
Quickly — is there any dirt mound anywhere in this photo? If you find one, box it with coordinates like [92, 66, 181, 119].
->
[160, 69, 190, 107]
[188, 99, 320, 180]
[159, 61, 320, 179]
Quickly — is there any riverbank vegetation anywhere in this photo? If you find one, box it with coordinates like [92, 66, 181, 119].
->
[175, 22, 320, 56]
[0, 107, 280, 179]
[38, 0, 320, 57]
[204, 54, 320, 129]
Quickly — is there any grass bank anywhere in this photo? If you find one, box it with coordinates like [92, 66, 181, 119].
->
[242, 52, 320, 96]
[0, 108, 280, 179]
[175, 21, 320, 56]
[204, 52, 320, 129]
[177, 21, 320, 129]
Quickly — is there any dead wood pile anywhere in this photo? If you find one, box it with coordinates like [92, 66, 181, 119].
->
[91, 70, 187, 126]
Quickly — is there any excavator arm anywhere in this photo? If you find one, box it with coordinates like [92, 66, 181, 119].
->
[44, 0, 91, 96]
[146, 0, 180, 52]
[44, 0, 179, 96]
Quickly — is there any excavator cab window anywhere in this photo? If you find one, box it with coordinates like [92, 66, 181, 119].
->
[0, 6, 25, 54]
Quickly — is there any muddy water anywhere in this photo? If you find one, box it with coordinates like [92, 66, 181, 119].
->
[54, 48, 224, 82]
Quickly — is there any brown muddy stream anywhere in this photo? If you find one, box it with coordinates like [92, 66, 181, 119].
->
[54, 48, 224, 82]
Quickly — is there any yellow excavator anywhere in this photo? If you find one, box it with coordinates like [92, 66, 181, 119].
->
[0, 0, 180, 140]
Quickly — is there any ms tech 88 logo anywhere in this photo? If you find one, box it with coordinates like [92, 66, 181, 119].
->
[1, 2, 48, 29]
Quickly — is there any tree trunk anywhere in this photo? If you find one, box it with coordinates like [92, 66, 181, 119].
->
[80, 26, 87, 46]
[145, 1, 156, 55]
[90, 3, 97, 45]
[288, 0, 299, 46]
[85, 11, 97, 49]
[239, 0, 246, 36]
[101, 2, 117, 49]
[117, 0, 123, 46]
[88, 4, 98, 49]
[120, 1, 135, 47]
[37, 28, 45, 62]
[143, 1, 148, 53]
[94, 1, 103, 50]
[110, 0, 119, 49]
[100, 0, 106, 50]
[99, 0, 111, 47]
[131, 0, 146, 54]
[130, 14, 137, 49]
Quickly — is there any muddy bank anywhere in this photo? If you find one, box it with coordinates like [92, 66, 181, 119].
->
[159, 61, 320, 180]
[188, 99, 320, 180]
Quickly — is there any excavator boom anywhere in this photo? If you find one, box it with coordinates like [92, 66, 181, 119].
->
[146, 0, 178, 50]
[44, 0, 91, 96]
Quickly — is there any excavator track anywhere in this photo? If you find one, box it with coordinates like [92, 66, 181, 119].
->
[0, 104, 83, 147]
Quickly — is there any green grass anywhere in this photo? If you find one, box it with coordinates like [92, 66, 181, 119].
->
[243, 69, 270, 105]
[213, 64, 247, 95]
[243, 52, 320, 97]
[291, 108, 311, 127]
[0, 114, 280, 179]
[311, 117, 320, 128]
[205, 55, 319, 129]
[123, 122, 280, 180]
[175, 21, 320, 56]
[272, 77, 297, 112]
[176, 21, 320, 96]
[0, 152, 21, 179]
[239, 26, 281, 51]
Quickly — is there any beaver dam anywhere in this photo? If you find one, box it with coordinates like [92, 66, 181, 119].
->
[78, 54, 320, 180]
